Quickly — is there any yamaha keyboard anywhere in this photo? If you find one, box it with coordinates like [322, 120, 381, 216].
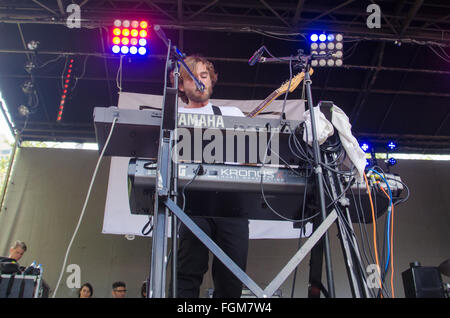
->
[128, 159, 403, 222]
[94, 106, 303, 164]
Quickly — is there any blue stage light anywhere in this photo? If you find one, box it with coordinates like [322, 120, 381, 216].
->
[139, 38, 147, 46]
[327, 34, 335, 41]
[319, 34, 326, 42]
[138, 47, 147, 55]
[361, 142, 370, 152]
[387, 157, 397, 166]
[310, 34, 318, 42]
[121, 46, 129, 54]
[112, 45, 120, 54]
[130, 46, 138, 54]
[387, 141, 397, 151]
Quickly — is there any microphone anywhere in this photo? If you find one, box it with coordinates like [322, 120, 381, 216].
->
[248, 47, 265, 66]
[153, 25, 169, 47]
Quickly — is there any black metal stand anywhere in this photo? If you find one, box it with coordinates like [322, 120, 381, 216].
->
[302, 63, 336, 297]
[147, 35, 370, 297]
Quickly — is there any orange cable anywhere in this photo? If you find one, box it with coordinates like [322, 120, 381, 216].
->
[363, 172, 382, 296]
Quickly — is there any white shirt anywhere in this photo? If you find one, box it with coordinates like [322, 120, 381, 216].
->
[178, 102, 244, 117]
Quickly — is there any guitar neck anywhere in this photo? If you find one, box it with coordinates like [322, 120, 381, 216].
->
[247, 90, 281, 118]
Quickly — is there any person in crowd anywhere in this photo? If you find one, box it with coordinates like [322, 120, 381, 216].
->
[111, 281, 127, 298]
[0, 240, 27, 263]
[78, 282, 93, 298]
[141, 280, 147, 298]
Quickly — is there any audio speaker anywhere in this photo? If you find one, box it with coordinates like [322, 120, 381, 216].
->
[402, 262, 444, 298]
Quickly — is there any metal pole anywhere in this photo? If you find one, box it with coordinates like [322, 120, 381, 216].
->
[303, 64, 336, 297]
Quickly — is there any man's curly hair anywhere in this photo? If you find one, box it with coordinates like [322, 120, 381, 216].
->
[170, 55, 218, 104]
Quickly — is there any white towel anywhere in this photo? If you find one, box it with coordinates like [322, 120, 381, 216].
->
[302, 104, 366, 182]
[303, 106, 334, 145]
[331, 105, 366, 182]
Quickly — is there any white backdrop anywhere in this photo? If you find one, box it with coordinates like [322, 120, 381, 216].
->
[101, 92, 312, 239]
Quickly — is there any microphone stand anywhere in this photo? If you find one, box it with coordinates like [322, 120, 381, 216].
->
[149, 26, 204, 298]
[258, 52, 336, 297]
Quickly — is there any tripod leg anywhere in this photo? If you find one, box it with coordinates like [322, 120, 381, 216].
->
[149, 197, 169, 298]
[308, 230, 324, 298]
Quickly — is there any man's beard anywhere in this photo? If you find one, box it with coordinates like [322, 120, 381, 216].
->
[185, 86, 213, 103]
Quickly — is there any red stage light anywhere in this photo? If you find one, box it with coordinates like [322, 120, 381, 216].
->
[139, 30, 147, 38]
[113, 28, 121, 36]
[131, 29, 138, 37]
[131, 20, 139, 28]
[130, 38, 138, 46]
[121, 37, 130, 45]
[122, 28, 130, 36]
[113, 37, 121, 45]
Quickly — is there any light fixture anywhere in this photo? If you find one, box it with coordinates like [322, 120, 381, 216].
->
[27, 40, 40, 51]
[309, 33, 344, 68]
[24, 61, 36, 74]
[56, 58, 75, 122]
[21, 81, 34, 94]
[18, 105, 30, 117]
[387, 141, 397, 151]
[360, 142, 370, 153]
[386, 157, 397, 166]
[110, 19, 150, 56]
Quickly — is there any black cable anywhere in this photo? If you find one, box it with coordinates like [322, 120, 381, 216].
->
[386, 177, 410, 205]
[321, 162, 356, 177]
[320, 173, 375, 297]
[330, 191, 390, 298]
[279, 54, 293, 121]
[181, 164, 203, 212]
[141, 216, 153, 236]
[358, 182, 391, 298]
[350, 186, 374, 268]
[290, 163, 311, 298]
[260, 127, 320, 223]
[71, 55, 89, 92]
[357, 184, 376, 265]
[350, 186, 377, 298]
